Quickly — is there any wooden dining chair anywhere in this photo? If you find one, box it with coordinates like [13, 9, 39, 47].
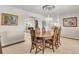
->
[54, 27, 59, 49]
[53, 27, 61, 49]
[45, 27, 57, 52]
[30, 28, 44, 54]
[45, 26, 61, 52]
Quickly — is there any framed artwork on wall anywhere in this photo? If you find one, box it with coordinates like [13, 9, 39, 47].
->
[63, 17, 77, 27]
[1, 13, 18, 25]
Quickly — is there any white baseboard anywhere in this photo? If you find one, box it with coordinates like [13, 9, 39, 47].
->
[61, 36, 79, 40]
[2, 40, 25, 48]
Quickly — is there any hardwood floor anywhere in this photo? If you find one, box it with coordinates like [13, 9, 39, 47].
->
[2, 37, 79, 54]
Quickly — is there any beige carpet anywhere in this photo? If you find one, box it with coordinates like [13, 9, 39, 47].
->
[2, 37, 79, 54]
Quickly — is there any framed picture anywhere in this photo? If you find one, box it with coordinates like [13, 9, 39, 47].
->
[63, 17, 77, 27]
[1, 13, 18, 25]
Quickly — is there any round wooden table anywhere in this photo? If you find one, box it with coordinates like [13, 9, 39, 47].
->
[35, 31, 53, 53]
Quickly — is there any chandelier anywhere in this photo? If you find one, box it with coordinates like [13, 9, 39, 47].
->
[42, 5, 55, 30]
[42, 5, 55, 19]
[42, 5, 60, 27]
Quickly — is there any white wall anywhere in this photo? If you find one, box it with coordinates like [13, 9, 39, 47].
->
[59, 13, 79, 39]
[0, 6, 44, 46]
[1, 5, 78, 45]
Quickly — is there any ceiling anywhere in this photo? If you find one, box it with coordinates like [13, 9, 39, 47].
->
[10, 5, 79, 15]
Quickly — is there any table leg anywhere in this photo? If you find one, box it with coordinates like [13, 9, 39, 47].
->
[43, 38, 45, 54]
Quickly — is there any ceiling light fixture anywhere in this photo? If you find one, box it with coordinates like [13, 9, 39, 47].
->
[42, 5, 55, 20]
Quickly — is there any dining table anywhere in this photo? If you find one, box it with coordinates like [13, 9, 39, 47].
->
[35, 31, 53, 53]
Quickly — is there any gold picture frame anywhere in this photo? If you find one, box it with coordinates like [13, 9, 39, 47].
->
[63, 17, 77, 27]
[1, 13, 18, 25]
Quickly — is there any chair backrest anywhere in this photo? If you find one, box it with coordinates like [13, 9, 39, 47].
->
[30, 28, 35, 41]
[42, 26, 46, 35]
[53, 26, 61, 43]
[53, 27, 59, 42]
[59, 27, 61, 35]
[35, 27, 40, 35]
[58, 27, 61, 40]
